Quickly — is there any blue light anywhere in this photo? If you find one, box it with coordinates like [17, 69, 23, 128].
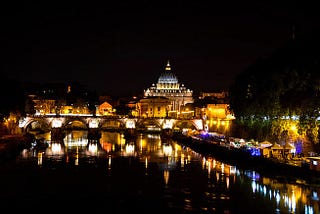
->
[249, 148, 261, 156]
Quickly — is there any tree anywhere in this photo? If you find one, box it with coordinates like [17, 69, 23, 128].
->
[229, 33, 320, 147]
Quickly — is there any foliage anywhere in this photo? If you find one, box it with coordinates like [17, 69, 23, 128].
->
[0, 76, 26, 120]
[229, 35, 320, 145]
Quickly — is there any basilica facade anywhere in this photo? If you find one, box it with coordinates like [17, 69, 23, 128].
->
[142, 61, 193, 118]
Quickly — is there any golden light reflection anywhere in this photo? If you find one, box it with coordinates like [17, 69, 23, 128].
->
[145, 157, 148, 170]
[18, 129, 320, 213]
[64, 131, 88, 147]
[163, 144, 173, 156]
[139, 138, 147, 152]
[187, 155, 191, 163]
[75, 147, 79, 165]
[249, 176, 317, 214]
[164, 169, 169, 186]
[181, 153, 185, 168]
[108, 155, 112, 170]
[230, 166, 236, 174]
[37, 152, 43, 166]
[46, 142, 64, 156]
[226, 176, 229, 189]
[88, 143, 98, 155]
[202, 157, 206, 170]
[120, 134, 126, 147]
[100, 142, 112, 152]
[125, 144, 135, 156]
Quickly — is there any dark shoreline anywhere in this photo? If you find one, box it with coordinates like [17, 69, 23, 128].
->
[172, 132, 320, 186]
[0, 134, 34, 163]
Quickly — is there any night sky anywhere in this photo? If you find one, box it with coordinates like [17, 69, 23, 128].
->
[1, 1, 319, 96]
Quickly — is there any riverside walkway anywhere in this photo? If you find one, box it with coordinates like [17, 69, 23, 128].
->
[171, 132, 320, 186]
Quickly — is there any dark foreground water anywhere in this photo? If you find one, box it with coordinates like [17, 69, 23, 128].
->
[0, 131, 319, 214]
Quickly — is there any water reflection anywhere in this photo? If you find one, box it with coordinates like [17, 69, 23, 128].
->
[13, 130, 320, 213]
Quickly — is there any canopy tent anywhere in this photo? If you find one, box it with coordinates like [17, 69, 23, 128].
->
[271, 143, 283, 150]
[270, 143, 284, 159]
[283, 143, 295, 150]
[258, 140, 273, 148]
[283, 142, 296, 154]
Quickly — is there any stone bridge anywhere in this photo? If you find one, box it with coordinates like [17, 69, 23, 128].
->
[18, 114, 205, 134]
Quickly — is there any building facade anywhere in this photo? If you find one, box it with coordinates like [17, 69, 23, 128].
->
[136, 96, 171, 118]
[143, 61, 193, 117]
[194, 91, 235, 133]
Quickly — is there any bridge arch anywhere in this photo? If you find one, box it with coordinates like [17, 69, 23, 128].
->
[173, 119, 203, 131]
[24, 118, 51, 134]
[136, 118, 162, 132]
[99, 119, 126, 131]
[63, 117, 89, 130]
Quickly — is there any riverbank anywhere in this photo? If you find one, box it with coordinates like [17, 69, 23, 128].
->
[172, 132, 320, 186]
[0, 134, 34, 163]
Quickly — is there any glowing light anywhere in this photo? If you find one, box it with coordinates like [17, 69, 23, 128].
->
[252, 181, 256, 193]
[145, 157, 148, 170]
[89, 119, 99, 128]
[164, 170, 169, 186]
[51, 143, 62, 154]
[291, 190, 296, 213]
[230, 166, 236, 174]
[207, 160, 211, 175]
[181, 153, 185, 168]
[88, 143, 98, 154]
[52, 119, 62, 128]
[37, 152, 43, 166]
[18, 117, 27, 128]
[276, 192, 280, 205]
[64, 138, 88, 147]
[125, 144, 135, 155]
[163, 144, 173, 156]
[125, 120, 135, 129]
[290, 125, 297, 131]
[108, 155, 112, 170]
[226, 176, 229, 189]
[163, 119, 174, 129]
[202, 157, 206, 169]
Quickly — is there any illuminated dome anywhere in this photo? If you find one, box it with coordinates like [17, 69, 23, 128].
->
[157, 61, 178, 84]
[143, 60, 194, 115]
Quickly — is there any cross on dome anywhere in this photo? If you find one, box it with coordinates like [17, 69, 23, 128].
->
[158, 60, 178, 84]
[165, 60, 171, 71]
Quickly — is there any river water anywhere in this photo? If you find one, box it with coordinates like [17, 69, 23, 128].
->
[0, 130, 319, 214]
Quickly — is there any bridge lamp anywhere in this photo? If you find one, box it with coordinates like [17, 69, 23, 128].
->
[89, 119, 99, 128]
[126, 120, 135, 129]
[52, 119, 62, 128]
[19, 117, 27, 128]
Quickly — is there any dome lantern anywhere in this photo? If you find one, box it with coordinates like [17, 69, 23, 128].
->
[158, 60, 178, 84]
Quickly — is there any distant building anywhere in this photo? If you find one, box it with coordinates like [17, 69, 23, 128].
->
[194, 91, 235, 133]
[136, 96, 171, 118]
[25, 83, 97, 115]
[143, 60, 193, 117]
[198, 91, 228, 100]
[96, 101, 114, 116]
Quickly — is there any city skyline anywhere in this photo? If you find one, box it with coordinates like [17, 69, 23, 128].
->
[1, 1, 319, 96]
